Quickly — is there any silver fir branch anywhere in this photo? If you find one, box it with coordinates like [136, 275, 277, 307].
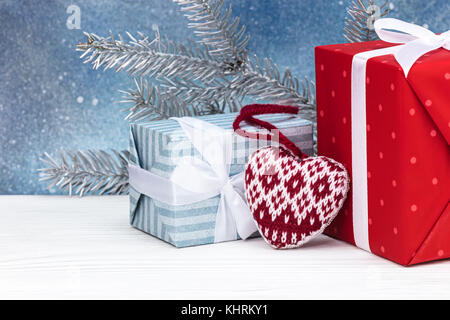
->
[120, 78, 241, 122]
[40, 0, 322, 196]
[164, 55, 317, 109]
[174, 0, 250, 71]
[119, 56, 316, 124]
[160, 77, 243, 113]
[39, 150, 130, 196]
[143, 55, 317, 122]
[77, 0, 316, 126]
[78, 26, 245, 119]
[77, 29, 231, 83]
[344, 0, 391, 43]
[233, 55, 316, 108]
[172, 0, 314, 117]
[119, 78, 193, 122]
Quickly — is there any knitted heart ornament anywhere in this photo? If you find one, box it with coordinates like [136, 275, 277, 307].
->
[234, 104, 350, 249]
[245, 146, 349, 249]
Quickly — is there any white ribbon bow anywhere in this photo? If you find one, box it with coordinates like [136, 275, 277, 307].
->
[128, 117, 257, 243]
[374, 18, 450, 77]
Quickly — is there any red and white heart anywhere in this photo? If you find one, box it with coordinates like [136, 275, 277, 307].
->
[245, 146, 350, 249]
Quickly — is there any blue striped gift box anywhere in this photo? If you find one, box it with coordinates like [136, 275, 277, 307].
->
[129, 112, 313, 247]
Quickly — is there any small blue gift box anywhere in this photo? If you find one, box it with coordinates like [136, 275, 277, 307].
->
[129, 112, 313, 247]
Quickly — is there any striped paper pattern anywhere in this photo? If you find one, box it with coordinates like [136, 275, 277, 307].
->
[129, 113, 313, 247]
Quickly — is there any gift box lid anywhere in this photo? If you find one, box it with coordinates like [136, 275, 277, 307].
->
[132, 112, 312, 141]
[129, 112, 313, 224]
[316, 40, 450, 145]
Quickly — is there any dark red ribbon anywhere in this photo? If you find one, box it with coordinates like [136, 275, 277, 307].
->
[233, 104, 307, 159]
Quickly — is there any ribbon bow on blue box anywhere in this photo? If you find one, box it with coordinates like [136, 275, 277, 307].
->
[128, 113, 313, 248]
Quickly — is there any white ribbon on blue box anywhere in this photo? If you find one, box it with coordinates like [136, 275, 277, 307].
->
[128, 112, 313, 247]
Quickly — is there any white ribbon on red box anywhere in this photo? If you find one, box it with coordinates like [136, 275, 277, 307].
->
[351, 18, 450, 251]
[375, 18, 450, 77]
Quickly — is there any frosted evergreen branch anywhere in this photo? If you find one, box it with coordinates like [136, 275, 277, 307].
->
[195, 98, 241, 115]
[39, 150, 130, 196]
[119, 78, 194, 122]
[77, 29, 231, 83]
[121, 78, 242, 121]
[173, 0, 249, 71]
[344, 0, 391, 43]
[231, 56, 316, 110]
[161, 53, 317, 136]
[160, 77, 243, 114]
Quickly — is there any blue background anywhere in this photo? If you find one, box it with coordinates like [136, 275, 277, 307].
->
[0, 0, 448, 194]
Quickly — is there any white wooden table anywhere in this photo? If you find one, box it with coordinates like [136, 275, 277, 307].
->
[0, 195, 449, 300]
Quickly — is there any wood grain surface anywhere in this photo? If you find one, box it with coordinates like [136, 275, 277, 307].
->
[0, 195, 449, 299]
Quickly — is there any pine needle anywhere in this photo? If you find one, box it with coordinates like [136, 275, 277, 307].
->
[39, 150, 130, 196]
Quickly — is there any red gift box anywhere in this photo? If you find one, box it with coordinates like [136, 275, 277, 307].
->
[315, 23, 450, 265]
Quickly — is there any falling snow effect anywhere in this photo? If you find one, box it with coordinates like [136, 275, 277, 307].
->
[0, 0, 448, 194]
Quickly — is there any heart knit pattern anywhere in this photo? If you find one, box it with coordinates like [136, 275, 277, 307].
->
[245, 146, 350, 249]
